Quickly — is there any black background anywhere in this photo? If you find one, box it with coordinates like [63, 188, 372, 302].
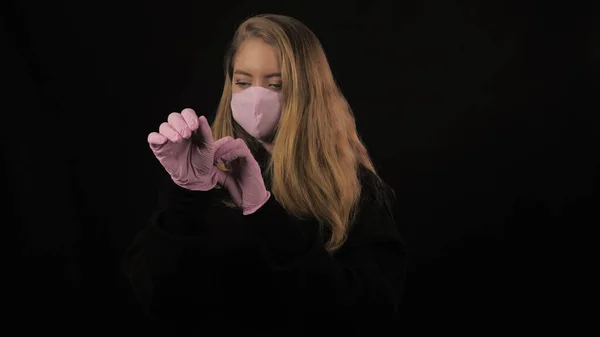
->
[3, 0, 598, 334]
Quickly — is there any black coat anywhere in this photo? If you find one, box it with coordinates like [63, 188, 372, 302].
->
[121, 156, 407, 335]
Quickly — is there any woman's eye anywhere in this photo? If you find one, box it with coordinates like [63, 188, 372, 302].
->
[269, 84, 282, 89]
[235, 81, 250, 87]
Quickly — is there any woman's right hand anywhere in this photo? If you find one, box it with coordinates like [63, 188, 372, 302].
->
[147, 108, 226, 191]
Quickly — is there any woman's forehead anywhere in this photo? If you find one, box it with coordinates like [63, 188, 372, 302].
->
[234, 39, 280, 74]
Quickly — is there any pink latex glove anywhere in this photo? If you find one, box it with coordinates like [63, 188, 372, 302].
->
[213, 137, 271, 215]
[147, 108, 227, 191]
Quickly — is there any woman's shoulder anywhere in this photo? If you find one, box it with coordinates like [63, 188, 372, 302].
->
[357, 165, 396, 208]
[336, 165, 403, 251]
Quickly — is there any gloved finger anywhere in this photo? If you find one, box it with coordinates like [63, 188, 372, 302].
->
[180, 108, 199, 131]
[223, 174, 243, 207]
[158, 122, 183, 143]
[195, 116, 214, 145]
[213, 136, 235, 153]
[230, 138, 251, 157]
[213, 137, 235, 169]
[147, 132, 168, 146]
[167, 112, 192, 139]
[217, 138, 250, 163]
[233, 137, 250, 151]
[214, 137, 241, 164]
[217, 145, 252, 166]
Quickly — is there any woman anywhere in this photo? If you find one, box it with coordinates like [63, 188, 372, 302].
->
[122, 14, 407, 335]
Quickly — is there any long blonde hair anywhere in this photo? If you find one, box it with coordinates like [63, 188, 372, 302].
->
[212, 14, 381, 253]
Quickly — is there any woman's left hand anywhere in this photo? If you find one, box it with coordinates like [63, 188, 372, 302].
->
[213, 137, 271, 215]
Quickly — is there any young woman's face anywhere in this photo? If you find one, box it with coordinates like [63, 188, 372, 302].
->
[232, 38, 282, 93]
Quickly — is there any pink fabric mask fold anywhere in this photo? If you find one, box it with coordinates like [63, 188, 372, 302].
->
[231, 86, 282, 140]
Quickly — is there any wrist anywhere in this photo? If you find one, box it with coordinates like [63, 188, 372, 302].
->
[242, 191, 271, 215]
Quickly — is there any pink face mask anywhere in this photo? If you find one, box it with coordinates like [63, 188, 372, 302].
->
[231, 86, 282, 140]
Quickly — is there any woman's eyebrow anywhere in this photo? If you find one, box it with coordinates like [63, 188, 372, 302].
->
[234, 70, 281, 78]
